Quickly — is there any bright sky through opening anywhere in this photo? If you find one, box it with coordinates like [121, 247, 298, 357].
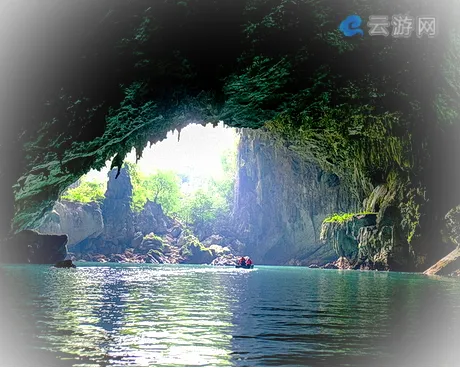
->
[87, 122, 238, 182]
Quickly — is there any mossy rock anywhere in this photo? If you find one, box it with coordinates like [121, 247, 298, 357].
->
[140, 232, 164, 251]
[179, 236, 214, 264]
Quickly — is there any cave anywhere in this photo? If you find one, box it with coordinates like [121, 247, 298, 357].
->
[2, 1, 460, 366]
[1, 0, 460, 271]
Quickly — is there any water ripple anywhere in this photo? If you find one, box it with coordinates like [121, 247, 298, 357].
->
[1, 264, 460, 366]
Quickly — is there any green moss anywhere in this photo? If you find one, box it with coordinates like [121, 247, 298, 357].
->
[143, 233, 163, 242]
[323, 212, 377, 224]
[179, 232, 213, 261]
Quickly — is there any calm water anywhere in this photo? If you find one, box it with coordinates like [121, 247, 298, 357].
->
[0, 263, 460, 366]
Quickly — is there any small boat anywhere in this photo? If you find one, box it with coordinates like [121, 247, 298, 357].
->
[235, 264, 254, 269]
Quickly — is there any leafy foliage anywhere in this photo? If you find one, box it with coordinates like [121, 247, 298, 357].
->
[126, 163, 181, 214]
[175, 144, 238, 235]
[323, 212, 377, 224]
[61, 177, 105, 203]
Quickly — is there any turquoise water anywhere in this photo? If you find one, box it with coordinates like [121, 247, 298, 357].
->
[1, 263, 460, 366]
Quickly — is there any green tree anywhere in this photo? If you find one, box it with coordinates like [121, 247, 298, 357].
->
[142, 171, 181, 214]
[125, 162, 145, 212]
[127, 163, 181, 214]
[61, 177, 105, 203]
[214, 143, 238, 206]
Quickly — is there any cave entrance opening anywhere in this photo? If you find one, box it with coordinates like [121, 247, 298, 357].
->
[43, 122, 242, 264]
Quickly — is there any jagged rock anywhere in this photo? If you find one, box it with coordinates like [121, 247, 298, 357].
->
[146, 254, 160, 264]
[322, 262, 338, 269]
[176, 232, 187, 247]
[141, 240, 163, 250]
[136, 200, 170, 235]
[140, 233, 164, 251]
[164, 234, 175, 245]
[208, 244, 231, 257]
[0, 230, 68, 264]
[36, 200, 103, 247]
[101, 168, 135, 252]
[155, 218, 168, 235]
[180, 237, 214, 264]
[320, 210, 409, 271]
[335, 256, 352, 269]
[320, 214, 377, 262]
[211, 254, 239, 266]
[54, 260, 76, 268]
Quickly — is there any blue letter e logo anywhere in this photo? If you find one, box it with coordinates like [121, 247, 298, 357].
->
[339, 15, 364, 37]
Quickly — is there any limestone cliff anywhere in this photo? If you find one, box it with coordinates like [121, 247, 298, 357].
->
[233, 128, 357, 265]
[99, 167, 135, 254]
[36, 200, 103, 247]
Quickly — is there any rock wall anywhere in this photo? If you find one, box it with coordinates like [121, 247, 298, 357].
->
[232, 128, 358, 265]
[97, 167, 135, 255]
[320, 210, 410, 271]
[0, 230, 68, 264]
[36, 200, 103, 247]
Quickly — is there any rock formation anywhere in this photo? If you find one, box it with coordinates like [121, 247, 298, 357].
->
[233, 128, 357, 265]
[36, 200, 103, 247]
[136, 200, 172, 235]
[99, 167, 135, 254]
[0, 230, 68, 264]
[320, 211, 409, 271]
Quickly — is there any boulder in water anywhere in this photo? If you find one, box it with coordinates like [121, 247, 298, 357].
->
[54, 260, 76, 268]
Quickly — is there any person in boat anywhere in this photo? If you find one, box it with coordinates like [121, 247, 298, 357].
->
[238, 256, 246, 266]
[246, 257, 253, 267]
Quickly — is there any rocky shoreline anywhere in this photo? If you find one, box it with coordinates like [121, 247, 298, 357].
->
[30, 167, 249, 267]
[68, 242, 243, 266]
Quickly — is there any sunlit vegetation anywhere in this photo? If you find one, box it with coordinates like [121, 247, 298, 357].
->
[126, 162, 181, 214]
[62, 144, 238, 235]
[323, 212, 377, 224]
[61, 176, 106, 203]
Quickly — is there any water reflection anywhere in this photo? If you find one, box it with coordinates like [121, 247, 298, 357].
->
[1, 264, 460, 366]
[228, 267, 460, 366]
[0, 264, 237, 366]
